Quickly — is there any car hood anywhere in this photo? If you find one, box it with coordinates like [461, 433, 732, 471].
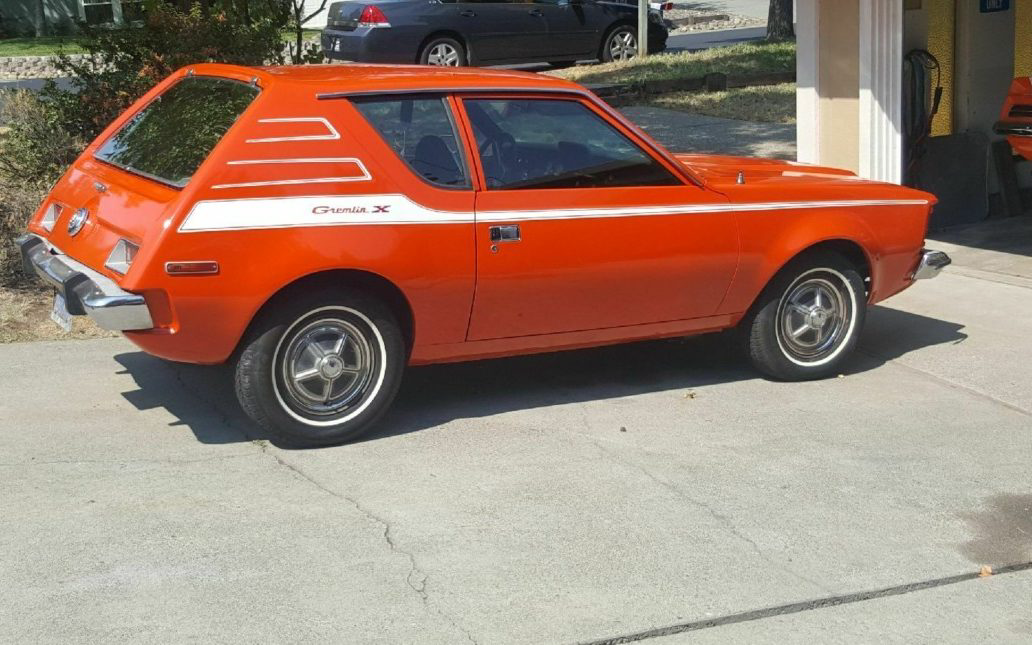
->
[674, 154, 936, 204]
[677, 154, 860, 186]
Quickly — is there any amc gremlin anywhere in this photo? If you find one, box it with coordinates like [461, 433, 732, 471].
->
[996, 76, 1032, 161]
[17, 64, 950, 446]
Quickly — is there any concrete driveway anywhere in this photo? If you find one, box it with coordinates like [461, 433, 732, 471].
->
[2, 219, 1031, 644]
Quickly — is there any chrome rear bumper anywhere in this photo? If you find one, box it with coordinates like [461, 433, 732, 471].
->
[913, 249, 952, 280]
[15, 234, 153, 331]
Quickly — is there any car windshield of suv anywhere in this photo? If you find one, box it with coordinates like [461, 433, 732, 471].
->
[463, 98, 679, 190]
[95, 76, 259, 188]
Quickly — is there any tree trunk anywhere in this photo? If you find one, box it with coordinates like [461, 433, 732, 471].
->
[34, 0, 47, 37]
[766, 0, 794, 42]
[294, 2, 304, 64]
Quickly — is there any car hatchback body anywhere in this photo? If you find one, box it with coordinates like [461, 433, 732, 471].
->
[17, 64, 949, 446]
[321, 0, 668, 67]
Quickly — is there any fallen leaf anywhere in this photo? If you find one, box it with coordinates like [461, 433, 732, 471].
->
[979, 565, 993, 577]
[619, 427, 627, 433]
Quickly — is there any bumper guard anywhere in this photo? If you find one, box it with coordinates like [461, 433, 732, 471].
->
[15, 234, 153, 331]
[913, 249, 952, 280]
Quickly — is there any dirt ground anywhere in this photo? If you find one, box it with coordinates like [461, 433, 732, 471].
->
[0, 285, 116, 343]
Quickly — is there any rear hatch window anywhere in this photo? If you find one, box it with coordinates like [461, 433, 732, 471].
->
[94, 76, 258, 188]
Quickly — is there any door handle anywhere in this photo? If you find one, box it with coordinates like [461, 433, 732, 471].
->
[489, 225, 521, 242]
[459, 9, 476, 17]
[528, 8, 543, 16]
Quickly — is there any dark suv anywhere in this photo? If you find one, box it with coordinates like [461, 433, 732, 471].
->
[321, 0, 667, 68]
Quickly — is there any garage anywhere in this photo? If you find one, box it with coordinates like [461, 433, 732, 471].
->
[796, 0, 1032, 227]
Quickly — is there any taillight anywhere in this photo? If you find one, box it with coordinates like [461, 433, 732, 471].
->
[358, 5, 390, 27]
[662, 2, 673, 10]
[40, 202, 62, 233]
[105, 238, 139, 275]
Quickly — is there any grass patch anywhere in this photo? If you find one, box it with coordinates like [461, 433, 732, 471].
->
[549, 41, 795, 86]
[0, 286, 116, 343]
[0, 37, 83, 57]
[647, 83, 796, 124]
[280, 28, 321, 43]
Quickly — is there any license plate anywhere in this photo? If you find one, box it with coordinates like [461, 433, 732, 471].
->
[50, 292, 73, 332]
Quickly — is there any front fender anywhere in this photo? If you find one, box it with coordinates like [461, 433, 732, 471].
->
[718, 206, 881, 317]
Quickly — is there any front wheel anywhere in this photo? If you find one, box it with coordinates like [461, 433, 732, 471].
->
[742, 251, 866, 381]
[234, 289, 406, 447]
[601, 26, 638, 62]
[419, 36, 467, 67]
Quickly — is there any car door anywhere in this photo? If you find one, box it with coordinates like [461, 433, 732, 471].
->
[533, 0, 600, 59]
[457, 0, 549, 62]
[458, 95, 739, 341]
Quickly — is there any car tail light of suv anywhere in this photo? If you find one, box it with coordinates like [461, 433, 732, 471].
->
[358, 5, 390, 28]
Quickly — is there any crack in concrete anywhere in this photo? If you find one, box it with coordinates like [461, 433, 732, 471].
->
[857, 349, 1032, 419]
[572, 561, 1032, 645]
[256, 445, 478, 645]
[585, 438, 835, 595]
[148, 364, 479, 642]
[0, 453, 255, 468]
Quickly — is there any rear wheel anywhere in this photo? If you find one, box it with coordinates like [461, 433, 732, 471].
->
[234, 288, 406, 447]
[742, 251, 866, 381]
[601, 25, 638, 62]
[419, 36, 467, 66]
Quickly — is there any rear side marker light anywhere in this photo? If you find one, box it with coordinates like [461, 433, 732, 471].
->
[41, 203, 62, 232]
[165, 261, 219, 276]
[358, 5, 390, 27]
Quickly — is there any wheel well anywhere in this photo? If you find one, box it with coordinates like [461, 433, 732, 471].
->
[786, 239, 873, 294]
[247, 270, 415, 355]
[416, 31, 468, 63]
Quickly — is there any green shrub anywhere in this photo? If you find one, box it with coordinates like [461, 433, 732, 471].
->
[43, 3, 284, 142]
[0, 90, 85, 286]
[0, 4, 287, 286]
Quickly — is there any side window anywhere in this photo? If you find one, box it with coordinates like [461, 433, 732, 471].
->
[464, 98, 680, 190]
[351, 95, 470, 189]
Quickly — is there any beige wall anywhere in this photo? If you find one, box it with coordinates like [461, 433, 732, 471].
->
[815, 0, 860, 173]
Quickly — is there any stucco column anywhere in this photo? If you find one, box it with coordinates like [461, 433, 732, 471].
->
[795, 0, 820, 164]
[858, 0, 904, 184]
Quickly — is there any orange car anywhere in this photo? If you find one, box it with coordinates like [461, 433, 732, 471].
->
[16, 64, 950, 446]
[996, 76, 1032, 161]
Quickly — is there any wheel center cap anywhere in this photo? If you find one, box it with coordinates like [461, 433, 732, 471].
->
[319, 356, 345, 379]
[808, 308, 829, 328]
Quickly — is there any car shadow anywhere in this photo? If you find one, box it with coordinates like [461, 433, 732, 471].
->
[114, 305, 967, 448]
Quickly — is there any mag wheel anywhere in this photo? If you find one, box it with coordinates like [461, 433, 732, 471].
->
[419, 37, 467, 66]
[743, 251, 866, 381]
[602, 26, 638, 62]
[235, 289, 405, 447]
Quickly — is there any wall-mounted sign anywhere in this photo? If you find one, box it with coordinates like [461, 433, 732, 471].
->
[980, 0, 1010, 12]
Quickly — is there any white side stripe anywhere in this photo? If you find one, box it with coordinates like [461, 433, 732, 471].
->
[226, 157, 370, 166]
[478, 199, 929, 222]
[212, 158, 373, 190]
[245, 117, 341, 144]
[178, 195, 930, 233]
[180, 194, 468, 232]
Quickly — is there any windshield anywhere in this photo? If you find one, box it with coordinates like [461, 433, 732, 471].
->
[95, 76, 259, 188]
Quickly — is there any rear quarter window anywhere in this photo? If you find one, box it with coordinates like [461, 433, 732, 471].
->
[95, 76, 259, 188]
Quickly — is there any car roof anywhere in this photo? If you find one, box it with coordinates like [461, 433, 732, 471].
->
[185, 63, 587, 97]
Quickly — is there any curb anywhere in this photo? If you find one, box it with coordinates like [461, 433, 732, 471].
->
[668, 13, 730, 28]
[586, 70, 796, 106]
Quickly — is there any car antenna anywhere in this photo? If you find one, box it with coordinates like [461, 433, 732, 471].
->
[737, 170, 745, 185]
